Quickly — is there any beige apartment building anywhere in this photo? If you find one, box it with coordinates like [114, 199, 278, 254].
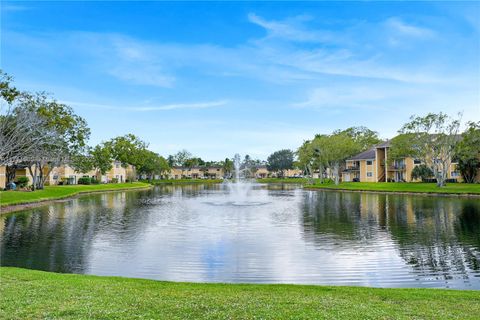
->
[342, 140, 461, 183]
[0, 161, 134, 189]
[255, 166, 269, 178]
[0, 166, 6, 190]
[168, 166, 225, 179]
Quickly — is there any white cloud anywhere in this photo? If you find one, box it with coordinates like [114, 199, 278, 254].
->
[108, 66, 175, 88]
[62, 100, 228, 112]
[385, 17, 435, 38]
[135, 100, 228, 111]
[293, 86, 392, 110]
[247, 13, 334, 43]
[1, 4, 30, 12]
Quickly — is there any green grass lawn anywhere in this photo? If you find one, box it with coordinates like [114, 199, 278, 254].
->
[308, 182, 480, 194]
[144, 179, 224, 185]
[257, 177, 310, 184]
[0, 182, 151, 207]
[0, 268, 479, 320]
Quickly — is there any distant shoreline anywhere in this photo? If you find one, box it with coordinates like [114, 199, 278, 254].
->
[303, 186, 480, 198]
[258, 179, 480, 197]
[0, 183, 152, 215]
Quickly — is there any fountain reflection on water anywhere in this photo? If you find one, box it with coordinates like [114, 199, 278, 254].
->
[206, 154, 270, 207]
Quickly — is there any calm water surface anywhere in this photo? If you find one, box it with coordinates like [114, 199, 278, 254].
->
[1, 184, 479, 289]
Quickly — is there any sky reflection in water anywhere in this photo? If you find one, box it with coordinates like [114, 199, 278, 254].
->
[1, 184, 479, 289]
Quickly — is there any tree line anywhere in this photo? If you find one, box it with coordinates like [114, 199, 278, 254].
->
[0, 71, 267, 187]
[267, 115, 479, 187]
[2, 70, 478, 188]
[0, 71, 169, 188]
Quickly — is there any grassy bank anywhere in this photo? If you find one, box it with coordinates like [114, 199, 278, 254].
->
[307, 182, 480, 195]
[257, 178, 310, 184]
[0, 182, 151, 207]
[1, 268, 479, 319]
[143, 179, 223, 185]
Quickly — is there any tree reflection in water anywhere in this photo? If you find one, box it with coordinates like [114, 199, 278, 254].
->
[301, 191, 480, 285]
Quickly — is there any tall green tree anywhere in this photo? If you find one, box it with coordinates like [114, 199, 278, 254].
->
[107, 134, 147, 168]
[455, 121, 480, 183]
[267, 149, 294, 178]
[137, 150, 170, 180]
[20, 92, 90, 189]
[391, 112, 462, 187]
[91, 144, 114, 176]
[336, 126, 381, 151]
[222, 158, 234, 177]
[71, 143, 113, 180]
[319, 132, 359, 185]
[0, 75, 54, 172]
[297, 140, 315, 180]
[0, 70, 20, 103]
[309, 134, 331, 183]
[172, 149, 192, 167]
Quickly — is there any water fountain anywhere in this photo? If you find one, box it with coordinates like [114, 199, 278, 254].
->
[206, 154, 268, 207]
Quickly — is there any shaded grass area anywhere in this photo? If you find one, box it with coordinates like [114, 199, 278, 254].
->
[307, 182, 480, 195]
[0, 182, 151, 207]
[1, 268, 479, 320]
[143, 179, 223, 185]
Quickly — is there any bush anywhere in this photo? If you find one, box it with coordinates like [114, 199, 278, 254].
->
[412, 165, 434, 182]
[110, 178, 119, 184]
[90, 177, 99, 184]
[78, 177, 91, 185]
[15, 177, 29, 188]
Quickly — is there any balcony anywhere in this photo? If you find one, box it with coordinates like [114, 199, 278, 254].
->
[344, 166, 360, 171]
[388, 164, 406, 171]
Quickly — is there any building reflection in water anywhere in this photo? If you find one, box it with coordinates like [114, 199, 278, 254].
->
[1, 186, 479, 288]
[301, 191, 480, 287]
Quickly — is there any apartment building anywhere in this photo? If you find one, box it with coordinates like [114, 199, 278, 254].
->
[255, 166, 269, 178]
[168, 166, 225, 179]
[342, 140, 461, 182]
[0, 161, 134, 189]
[0, 166, 6, 190]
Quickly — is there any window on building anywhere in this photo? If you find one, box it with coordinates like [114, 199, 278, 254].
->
[451, 171, 459, 177]
[367, 172, 373, 177]
[414, 159, 421, 164]
[366, 160, 373, 165]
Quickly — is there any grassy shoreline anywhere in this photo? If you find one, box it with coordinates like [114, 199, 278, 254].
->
[306, 182, 480, 195]
[143, 179, 223, 185]
[257, 177, 309, 184]
[1, 267, 479, 319]
[0, 182, 151, 208]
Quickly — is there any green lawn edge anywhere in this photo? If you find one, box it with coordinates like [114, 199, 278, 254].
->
[142, 179, 224, 185]
[1, 267, 479, 320]
[257, 179, 480, 195]
[306, 182, 480, 195]
[0, 182, 151, 207]
[256, 178, 309, 184]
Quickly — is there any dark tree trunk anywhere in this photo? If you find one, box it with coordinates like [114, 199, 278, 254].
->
[6, 165, 17, 184]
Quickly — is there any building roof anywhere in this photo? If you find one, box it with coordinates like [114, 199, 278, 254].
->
[375, 140, 391, 148]
[172, 166, 223, 170]
[347, 148, 376, 161]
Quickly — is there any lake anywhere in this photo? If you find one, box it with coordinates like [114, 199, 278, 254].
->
[1, 183, 479, 289]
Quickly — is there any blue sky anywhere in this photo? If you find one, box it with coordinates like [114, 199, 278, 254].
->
[2, 1, 479, 160]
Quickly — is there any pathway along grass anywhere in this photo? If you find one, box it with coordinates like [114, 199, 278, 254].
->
[0, 182, 151, 207]
[1, 268, 479, 319]
[306, 182, 480, 195]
